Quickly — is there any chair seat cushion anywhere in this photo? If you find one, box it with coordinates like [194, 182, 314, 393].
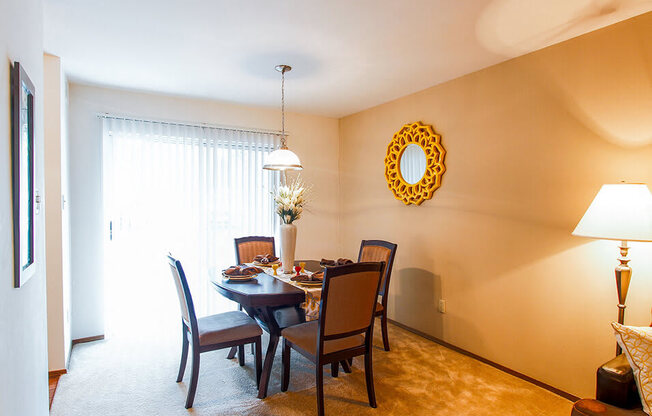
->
[281, 321, 364, 356]
[571, 399, 646, 416]
[197, 311, 262, 347]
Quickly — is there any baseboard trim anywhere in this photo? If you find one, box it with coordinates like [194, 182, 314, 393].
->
[48, 369, 67, 378]
[387, 319, 580, 403]
[72, 334, 105, 345]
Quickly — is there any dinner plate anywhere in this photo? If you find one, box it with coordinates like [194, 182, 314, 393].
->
[222, 272, 257, 282]
[252, 261, 280, 267]
[223, 277, 255, 283]
[296, 280, 323, 287]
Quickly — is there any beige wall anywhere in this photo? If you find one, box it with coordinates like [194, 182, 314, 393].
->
[62, 11, 651, 398]
[68, 84, 340, 338]
[339, 13, 652, 397]
[0, 0, 50, 414]
[44, 53, 71, 371]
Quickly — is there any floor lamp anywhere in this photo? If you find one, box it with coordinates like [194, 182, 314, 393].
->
[572, 183, 652, 355]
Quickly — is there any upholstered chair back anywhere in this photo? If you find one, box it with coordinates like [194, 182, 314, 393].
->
[320, 262, 384, 339]
[167, 255, 196, 329]
[358, 240, 397, 297]
[234, 236, 275, 264]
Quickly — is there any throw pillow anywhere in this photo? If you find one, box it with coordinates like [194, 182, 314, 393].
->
[612, 322, 652, 415]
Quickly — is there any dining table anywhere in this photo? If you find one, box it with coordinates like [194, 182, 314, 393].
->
[211, 259, 324, 399]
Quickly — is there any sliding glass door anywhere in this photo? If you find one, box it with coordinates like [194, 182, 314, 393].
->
[102, 117, 279, 336]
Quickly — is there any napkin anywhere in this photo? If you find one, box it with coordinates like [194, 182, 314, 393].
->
[253, 254, 279, 264]
[291, 272, 323, 283]
[319, 258, 353, 266]
[224, 265, 263, 276]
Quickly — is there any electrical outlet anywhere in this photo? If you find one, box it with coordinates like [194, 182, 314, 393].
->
[438, 299, 446, 313]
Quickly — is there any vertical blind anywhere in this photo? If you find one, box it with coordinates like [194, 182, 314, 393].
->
[102, 116, 280, 319]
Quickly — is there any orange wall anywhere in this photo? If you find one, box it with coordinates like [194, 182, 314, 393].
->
[339, 12, 652, 397]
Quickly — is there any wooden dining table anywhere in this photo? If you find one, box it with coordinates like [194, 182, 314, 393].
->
[211, 260, 322, 399]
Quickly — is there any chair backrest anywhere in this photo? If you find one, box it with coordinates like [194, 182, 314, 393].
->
[357, 240, 397, 298]
[318, 262, 384, 348]
[167, 255, 198, 332]
[234, 236, 275, 264]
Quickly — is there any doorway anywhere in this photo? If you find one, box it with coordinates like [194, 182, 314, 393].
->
[101, 116, 279, 339]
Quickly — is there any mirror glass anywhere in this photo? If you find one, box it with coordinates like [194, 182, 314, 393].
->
[400, 144, 427, 184]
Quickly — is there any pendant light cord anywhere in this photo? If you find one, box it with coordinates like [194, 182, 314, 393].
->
[281, 68, 287, 148]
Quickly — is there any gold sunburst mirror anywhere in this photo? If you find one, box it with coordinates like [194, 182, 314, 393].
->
[384, 121, 446, 205]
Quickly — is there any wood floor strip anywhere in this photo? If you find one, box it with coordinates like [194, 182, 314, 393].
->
[49, 369, 67, 409]
[49, 375, 61, 409]
[49, 369, 67, 378]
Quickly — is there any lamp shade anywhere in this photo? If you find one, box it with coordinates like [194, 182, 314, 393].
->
[572, 183, 652, 242]
[262, 148, 303, 171]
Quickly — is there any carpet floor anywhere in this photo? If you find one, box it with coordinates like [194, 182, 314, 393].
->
[51, 322, 572, 415]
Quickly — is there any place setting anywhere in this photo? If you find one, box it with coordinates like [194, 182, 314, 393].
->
[221, 265, 264, 282]
[291, 268, 324, 287]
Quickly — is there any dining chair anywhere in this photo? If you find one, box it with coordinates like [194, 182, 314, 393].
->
[232, 236, 276, 355]
[358, 240, 398, 351]
[234, 236, 275, 264]
[167, 255, 262, 408]
[280, 262, 384, 416]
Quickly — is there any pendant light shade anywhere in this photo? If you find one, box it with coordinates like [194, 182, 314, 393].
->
[263, 64, 303, 171]
[263, 147, 303, 170]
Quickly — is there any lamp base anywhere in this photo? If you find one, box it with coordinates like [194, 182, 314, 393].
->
[615, 240, 632, 355]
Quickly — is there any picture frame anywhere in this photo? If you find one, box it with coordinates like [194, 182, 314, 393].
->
[11, 62, 36, 288]
[384, 121, 446, 206]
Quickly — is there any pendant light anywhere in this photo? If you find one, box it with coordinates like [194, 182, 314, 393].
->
[263, 65, 303, 171]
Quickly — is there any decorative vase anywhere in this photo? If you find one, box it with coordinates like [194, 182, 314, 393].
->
[280, 223, 297, 274]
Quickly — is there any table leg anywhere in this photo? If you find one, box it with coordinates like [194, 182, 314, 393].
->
[226, 346, 237, 359]
[340, 359, 352, 373]
[227, 303, 249, 359]
[244, 308, 256, 355]
[257, 333, 279, 399]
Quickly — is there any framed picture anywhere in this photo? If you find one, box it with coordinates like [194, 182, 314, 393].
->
[11, 62, 36, 288]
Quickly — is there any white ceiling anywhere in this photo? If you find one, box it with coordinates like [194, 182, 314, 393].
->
[44, 0, 652, 118]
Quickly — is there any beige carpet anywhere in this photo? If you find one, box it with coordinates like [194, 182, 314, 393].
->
[51, 322, 572, 415]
